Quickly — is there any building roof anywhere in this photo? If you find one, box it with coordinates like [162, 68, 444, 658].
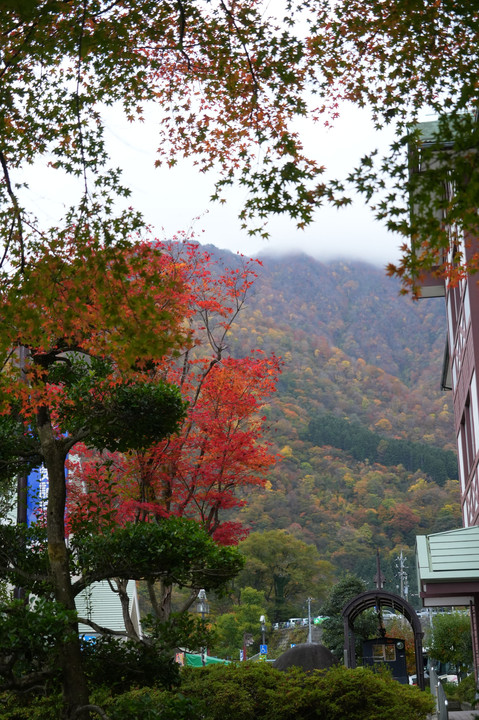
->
[417, 526, 479, 583]
[416, 120, 441, 144]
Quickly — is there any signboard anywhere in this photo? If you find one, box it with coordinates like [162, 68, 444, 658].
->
[362, 637, 408, 684]
[175, 652, 185, 666]
[239, 649, 244, 661]
[260, 644, 268, 655]
[26, 464, 49, 526]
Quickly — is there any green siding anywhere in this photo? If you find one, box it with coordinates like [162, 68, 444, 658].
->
[417, 526, 479, 583]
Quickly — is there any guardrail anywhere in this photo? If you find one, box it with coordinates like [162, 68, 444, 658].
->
[430, 666, 448, 720]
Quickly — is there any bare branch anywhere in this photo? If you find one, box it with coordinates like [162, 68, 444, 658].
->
[71, 704, 111, 720]
[76, 616, 127, 637]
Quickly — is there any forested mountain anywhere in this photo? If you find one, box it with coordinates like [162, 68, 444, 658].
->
[205, 247, 460, 596]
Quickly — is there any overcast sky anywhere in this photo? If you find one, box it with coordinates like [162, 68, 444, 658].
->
[23, 100, 403, 268]
[105, 103, 403, 267]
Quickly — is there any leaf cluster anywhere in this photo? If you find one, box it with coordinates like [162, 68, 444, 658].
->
[0, 414, 42, 483]
[320, 574, 379, 660]
[308, 0, 479, 287]
[0, 516, 243, 604]
[0, 597, 76, 692]
[0, 523, 52, 597]
[54, 356, 188, 452]
[0, 0, 331, 263]
[80, 634, 181, 693]
[71, 517, 244, 592]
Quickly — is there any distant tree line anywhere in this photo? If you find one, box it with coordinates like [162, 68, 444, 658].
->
[307, 414, 458, 485]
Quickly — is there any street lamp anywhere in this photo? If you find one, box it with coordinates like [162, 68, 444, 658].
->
[196, 589, 209, 666]
[260, 614, 266, 646]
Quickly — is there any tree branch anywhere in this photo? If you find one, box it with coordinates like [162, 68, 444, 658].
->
[0, 149, 24, 270]
[76, 616, 127, 637]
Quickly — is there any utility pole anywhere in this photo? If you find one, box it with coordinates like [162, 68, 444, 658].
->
[307, 597, 313, 644]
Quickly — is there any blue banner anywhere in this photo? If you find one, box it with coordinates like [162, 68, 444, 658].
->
[26, 465, 49, 526]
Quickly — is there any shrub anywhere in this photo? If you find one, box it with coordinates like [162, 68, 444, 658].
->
[80, 636, 180, 693]
[105, 687, 204, 720]
[179, 662, 435, 720]
[311, 665, 434, 720]
[0, 662, 435, 720]
[443, 673, 477, 706]
[0, 690, 63, 720]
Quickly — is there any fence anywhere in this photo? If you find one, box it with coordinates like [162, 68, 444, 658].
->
[430, 666, 448, 720]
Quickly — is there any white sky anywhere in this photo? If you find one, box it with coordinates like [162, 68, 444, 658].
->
[22, 101, 403, 268]
[104, 103, 403, 267]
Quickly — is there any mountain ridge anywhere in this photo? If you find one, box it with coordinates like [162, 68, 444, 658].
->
[199, 243, 460, 586]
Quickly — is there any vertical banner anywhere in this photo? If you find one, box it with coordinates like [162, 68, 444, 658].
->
[26, 465, 49, 526]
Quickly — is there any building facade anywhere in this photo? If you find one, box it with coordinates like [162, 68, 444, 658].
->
[412, 119, 479, 680]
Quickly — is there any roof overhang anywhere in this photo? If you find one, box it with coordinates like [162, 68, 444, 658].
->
[416, 526, 479, 605]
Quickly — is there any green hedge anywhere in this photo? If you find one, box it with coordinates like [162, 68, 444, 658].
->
[178, 663, 434, 720]
[0, 662, 435, 720]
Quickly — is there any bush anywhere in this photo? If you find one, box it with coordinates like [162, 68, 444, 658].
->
[179, 662, 435, 720]
[104, 687, 204, 720]
[0, 662, 436, 720]
[0, 691, 63, 720]
[311, 665, 434, 720]
[443, 673, 477, 706]
[81, 636, 180, 692]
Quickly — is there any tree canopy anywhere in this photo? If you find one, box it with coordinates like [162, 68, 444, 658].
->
[2, 1, 478, 291]
[427, 611, 473, 678]
[0, 0, 326, 262]
[238, 529, 334, 621]
[310, 0, 479, 290]
[320, 574, 378, 660]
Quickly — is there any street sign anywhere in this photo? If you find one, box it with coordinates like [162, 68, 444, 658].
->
[260, 644, 267, 655]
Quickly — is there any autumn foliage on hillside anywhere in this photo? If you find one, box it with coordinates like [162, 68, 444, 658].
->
[206, 252, 462, 588]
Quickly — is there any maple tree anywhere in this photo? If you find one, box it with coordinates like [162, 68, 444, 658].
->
[0, 238, 244, 718]
[308, 1, 479, 290]
[0, 0, 329, 265]
[65, 242, 281, 622]
[1, 1, 476, 299]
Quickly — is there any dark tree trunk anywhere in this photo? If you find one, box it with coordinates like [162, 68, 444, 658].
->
[147, 579, 172, 621]
[36, 405, 90, 719]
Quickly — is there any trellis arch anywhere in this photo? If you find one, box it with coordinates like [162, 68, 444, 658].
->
[342, 589, 425, 690]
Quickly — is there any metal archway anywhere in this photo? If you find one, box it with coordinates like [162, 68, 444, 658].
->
[342, 590, 425, 690]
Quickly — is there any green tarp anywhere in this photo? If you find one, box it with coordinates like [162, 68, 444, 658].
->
[184, 652, 231, 667]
